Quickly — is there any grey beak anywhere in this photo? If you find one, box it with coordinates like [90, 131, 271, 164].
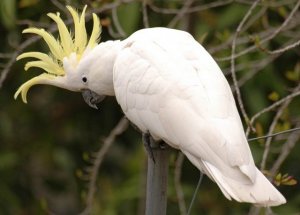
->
[82, 89, 106, 109]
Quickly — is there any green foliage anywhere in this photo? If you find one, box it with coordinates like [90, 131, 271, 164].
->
[0, 0, 16, 30]
[0, 0, 300, 214]
[274, 173, 297, 186]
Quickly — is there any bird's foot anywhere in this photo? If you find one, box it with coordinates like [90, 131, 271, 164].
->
[143, 132, 156, 163]
[142, 132, 167, 163]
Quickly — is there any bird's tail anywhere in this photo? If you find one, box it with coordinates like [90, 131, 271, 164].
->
[202, 161, 286, 206]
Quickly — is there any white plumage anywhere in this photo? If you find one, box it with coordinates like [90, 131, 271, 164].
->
[112, 28, 286, 206]
[15, 7, 286, 206]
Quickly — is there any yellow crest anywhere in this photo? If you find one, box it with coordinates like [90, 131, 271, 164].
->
[15, 5, 101, 102]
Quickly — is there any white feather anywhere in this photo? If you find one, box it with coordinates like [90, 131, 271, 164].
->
[112, 28, 286, 206]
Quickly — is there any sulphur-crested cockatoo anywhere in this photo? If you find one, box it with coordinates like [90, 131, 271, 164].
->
[15, 6, 286, 206]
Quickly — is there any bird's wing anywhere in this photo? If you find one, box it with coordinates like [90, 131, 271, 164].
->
[113, 28, 285, 205]
[114, 28, 255, 180]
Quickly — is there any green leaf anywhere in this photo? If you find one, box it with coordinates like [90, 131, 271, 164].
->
[254, 122, 265, 144]
[274, 173, 298, 186]
[0, 0, 16, 30]
[0, 152, 18, 170]
[268, 91, 280, 101]
[285, 70, 299, 81]
[117, 2, 141, 35]
[19, 0, 39, 8]
[277, 6, 288, 18]
[282, 178, 297, 186]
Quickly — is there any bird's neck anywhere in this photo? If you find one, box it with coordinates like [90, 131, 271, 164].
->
[86, 40, 122, 96]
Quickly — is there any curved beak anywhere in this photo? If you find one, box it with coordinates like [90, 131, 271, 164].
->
[82, 89, 105, 109]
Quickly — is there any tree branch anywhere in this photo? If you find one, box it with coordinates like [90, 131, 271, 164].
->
[80, 117, 129, 215]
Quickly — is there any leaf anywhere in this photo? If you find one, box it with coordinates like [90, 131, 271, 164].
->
[274, 173, 298, 186]
[101, 17, 111, 27]
[282, 178, 297, 186]
[268, 91, 280, 101]
[254, 122, 265, 144]
[18, 0, 39, 8]
[198, 32, 208, 44]
[285, 70, 299, 81]
[277, 6, 288, 18]
[215, 30, 230, 42]
[0, 0, 16, 30]
[0, 152, 18, 170]
[82, 152, 90, 162]
[117, 1, 141, 35]
[274, 173, 282, 186]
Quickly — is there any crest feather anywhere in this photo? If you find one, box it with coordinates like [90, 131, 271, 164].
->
[23, 28, 64, 61]
[47, 12, 74, 55]
[66, 5, 88, 55]
[88, 13, 101, 48]
[15, 5, 102, 103]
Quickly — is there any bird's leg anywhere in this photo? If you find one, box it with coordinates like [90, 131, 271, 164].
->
[142, 132, 156, 163]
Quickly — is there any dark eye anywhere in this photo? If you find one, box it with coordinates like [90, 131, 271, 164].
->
[82, 76, 87, 83]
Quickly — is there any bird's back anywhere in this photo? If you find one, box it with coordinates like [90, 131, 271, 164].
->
[113, 27, 286, 206]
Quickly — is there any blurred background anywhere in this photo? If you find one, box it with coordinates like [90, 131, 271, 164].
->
[0, 0, 300, 214]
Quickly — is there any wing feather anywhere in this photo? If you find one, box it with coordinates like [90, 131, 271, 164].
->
[113, 28, 285, 205]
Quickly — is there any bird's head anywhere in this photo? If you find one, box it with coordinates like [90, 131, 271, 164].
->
[14, 5, 106, 108]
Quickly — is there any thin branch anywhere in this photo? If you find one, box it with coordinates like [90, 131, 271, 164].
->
[167, 0, 194, 29]
[225, 54, 279, 90]
[174, 152, 187, 215]
[210, 17, 300, 56]
[149, 0, 233, 15]
[0, 36, 40, 89]
[218, 0, 300, 61]
[237, 0, 298, 7]
[260, 95, 293, 170]
[50, 0, 69, 14]
[248, 127, 300, 142]
[142, 0, 150, 28]
[246, 87, 300, 136]
[0, 53, 13, 59]
[0, 0, 135, 90]
[187, 172, 204, 215]
[91, 0, 134, 15]
[79, 117, 129, 215]
[231, 0, 260, 130]
[263, 39, 300, 55]
[269, 123, 300, 177]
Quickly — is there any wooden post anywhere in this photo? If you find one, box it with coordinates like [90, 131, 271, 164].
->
[145, 141, 169, 215]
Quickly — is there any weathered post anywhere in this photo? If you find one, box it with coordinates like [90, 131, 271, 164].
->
[145, 141, 169, 215]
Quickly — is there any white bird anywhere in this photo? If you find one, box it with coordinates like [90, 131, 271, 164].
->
[15, 6, 286, 206]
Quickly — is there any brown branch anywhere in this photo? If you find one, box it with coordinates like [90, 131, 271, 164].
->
[218, 0, 300, 61]
[167, 0, 194, 29]
[246, 86, 300, 136]
[149, 0, 233, 15]
[269, 122, 300, 177]
[50, 0, 69, 14]
[263, 39, 300, 55]
[80, 117, 129, 215]
[237, 0, 298, 7]
[174, 152, 187, 215]
[231, 0, 260, 130]
[142, 0, 150, 28]
[0, 36, 41, 89]
[260, 91, 293, 170]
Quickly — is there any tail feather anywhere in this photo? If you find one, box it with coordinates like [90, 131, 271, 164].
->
[203, 161, 286, 206]
[184, 151, 286, 206]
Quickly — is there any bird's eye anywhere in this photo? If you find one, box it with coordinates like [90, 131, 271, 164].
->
[82, 76, 87, 83]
